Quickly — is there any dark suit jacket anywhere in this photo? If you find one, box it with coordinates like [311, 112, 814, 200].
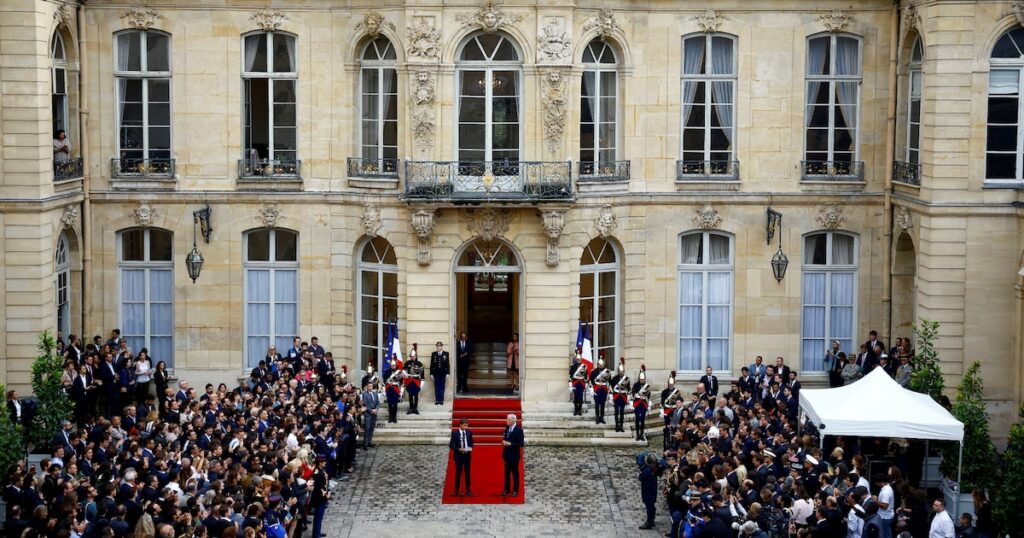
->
[430, 351, 450, 378]
[449, 429, 474, 462]
[502, 424, 523, 463]
[700, 375, 719, 395]
[456, 341, 471, 370]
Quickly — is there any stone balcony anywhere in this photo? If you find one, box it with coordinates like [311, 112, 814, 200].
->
[402, 160, 573, 204]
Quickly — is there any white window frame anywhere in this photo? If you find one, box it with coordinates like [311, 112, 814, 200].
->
[117, 228, 174, 367]
[680, 33, 737, 163]
[580, 39, 619, 165]
[985, 28, 1024, 185]
[114, 30, 172, 161]
[359, 38, 398, 163]
[800, 231, 859, 372]
[243, 228, 299, 368]
[55, 232, 71, 340]
[455, 33, 523, 162]
[906, 37, 923, 165]
[51, 33, 69, 136]
[241, 32, 298, 162]
[804, 33, 862, 164]
[356, 238, 398, 375]
[677, 231, 734, 373]
[579, 238, 620, 363]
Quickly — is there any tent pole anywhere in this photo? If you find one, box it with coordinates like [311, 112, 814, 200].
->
[955, 441, 963, 518]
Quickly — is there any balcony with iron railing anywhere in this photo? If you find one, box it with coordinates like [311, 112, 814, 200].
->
[347, 157, 399, 179]
[111, 158, 175, 178]
[800, 160, 865, 181]
[578, 160, 630, 182]
[675, 160, 740, 181]
[892, 160, 921, 186]
[403, 161, 573, 203]
[238, 158, 301, 179]
[54, 157, 83, 182]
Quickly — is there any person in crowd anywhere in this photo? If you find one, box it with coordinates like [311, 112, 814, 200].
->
[449, 417, 474, 497]
[506, 333, 520, 393]
[501, 413, 523, 498]
[53, 130, 70, 162]
[456, 332, 471, 395]
[929, 498, 955, 538]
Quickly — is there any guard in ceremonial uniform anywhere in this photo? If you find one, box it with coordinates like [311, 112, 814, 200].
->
[404, 344, 424, 415]
[384, 360, 404, 423]
[430, 341, 450, 405]
[632, 365, 651, 441]
[569, 353, 588, 416]
[589, 358, 611, 425]
[361, 364, 381, 393]
[660, 372, 681, 450]
[610, 358, 631, 432]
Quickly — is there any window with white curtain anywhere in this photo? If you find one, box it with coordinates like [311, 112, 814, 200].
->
[906, 37, 923, 165]
[52, 33, 68, 137]
[357, 237, 398, 374]
[55, 232, 70, 341]
[681, 34, 736, 169]
[678, 231, 733, 371]
[245, 228, 298, 368]
[805, 34, 861, 170]
[457, 33, 521, 162]
[242, 32, 297, 162]
[986, 27, 1024, 183]
[360, 37, 398, 164]
[580, 238, 619, 362]
[580, 39, 618, 169]
[118, 228, 174, 366]
[801, 232, 858, 371]
[115, 30, 171, 162]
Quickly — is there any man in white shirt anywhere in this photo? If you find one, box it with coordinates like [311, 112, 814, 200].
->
[929, 499, 955, 538]
[873, 473, 895, 538]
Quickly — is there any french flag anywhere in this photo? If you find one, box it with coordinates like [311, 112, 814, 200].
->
[384, 321, 404, 375]
[575, 321, 594, 376]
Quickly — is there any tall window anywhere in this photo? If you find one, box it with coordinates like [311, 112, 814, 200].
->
[457, 33, 521, 162]
[906, 37, 923, 165]
[678, 231, 733, 371]
[986, 27, 1024, 183]
[360, 38, 398, 166]
[580, 238, 619, 362]
[357, 237, 398, 374]
[55, 233, 70, 341]
[245, 229, 298, 367]
[580, 39, 618, 167]
[243, 32, 297, 163]
[52, 33, 68, 136]
[805, 34, 861, 170]
[115, 30, 171, 162]
[681, 34, 736, 169]
[118, 228, 174, 366]
[801, 232, 858, 371]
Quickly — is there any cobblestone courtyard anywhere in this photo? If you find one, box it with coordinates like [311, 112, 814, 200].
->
[321, 445, 671, 537]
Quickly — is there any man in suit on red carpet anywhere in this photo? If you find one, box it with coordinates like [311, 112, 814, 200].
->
[502, 413, 524, 497]
[449, 417, 474, 496]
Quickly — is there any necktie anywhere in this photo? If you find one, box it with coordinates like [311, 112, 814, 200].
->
[461, 430, 467, 451]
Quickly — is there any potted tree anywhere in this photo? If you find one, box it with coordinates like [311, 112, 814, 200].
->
[940, 361, 997, 519]
[994, 403, 1024, 537]
[0, 383, 24, 525]
[908, 319, 945, 486]
[27, 331, 73, 456]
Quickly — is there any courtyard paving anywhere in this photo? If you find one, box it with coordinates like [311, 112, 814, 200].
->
[321, 445, 672, 537]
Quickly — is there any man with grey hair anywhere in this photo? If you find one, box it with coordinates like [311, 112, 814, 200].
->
[501, 413, 524, 497]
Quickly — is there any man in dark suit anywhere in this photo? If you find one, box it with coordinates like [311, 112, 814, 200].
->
[361, 383, 380, 450]
[774, 356, 791, 383]
[700, 366, 719, 397]
[449, 417, 474, 496]
[455, 332, 471, 395]
[501, 413, 523, 497]
[864, 330, 885, 362]
[430, 341, 450, 405]
[97, 353, 119, 415]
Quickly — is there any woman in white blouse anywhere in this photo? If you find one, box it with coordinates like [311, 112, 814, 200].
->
[134, 349, 153, 405]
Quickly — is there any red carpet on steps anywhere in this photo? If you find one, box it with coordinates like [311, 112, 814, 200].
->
[441, 398, 524, 505]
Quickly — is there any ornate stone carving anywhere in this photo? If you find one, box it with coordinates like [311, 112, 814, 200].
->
[60, 205, 79, 231]
[541, 70, 567, 156]
[692, 205, 722, 230]
[539, 209, 567, 266]
[411, 209, 437, 266]
[258, 202, 281, 228]
[903, 5, 922, 32]
[1005, 3, 1024, 27]
[583, 9, 622, 40]
[407, 18, 441, 60]
[538, 18, 571, 62]
[457, 1, 522, 33]
[54, 5, 72, 28]
[816, 205, 847, 231]
[594, 205, 618, 238]
[120, 7, 162, 30]
[691, 9, 727, 33]
[895, 206, 913, 233]
[411, 71, 436, 151]
[132, 202, 156, 227]
[356, 11, 395, 39]
[818, 10, 854, 33]
[250, 9, 287, 32]
[362, 204, 382, 238]
[467, 209, 510, 242]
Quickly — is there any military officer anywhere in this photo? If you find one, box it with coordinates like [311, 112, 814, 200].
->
[589, 358, 611, 425]
[569, 353, 588, 416]
[610, 358, 631, 433]
[430, 341, 450, 405]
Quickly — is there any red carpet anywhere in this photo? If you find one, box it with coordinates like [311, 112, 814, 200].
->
[441, 398, 524, 504]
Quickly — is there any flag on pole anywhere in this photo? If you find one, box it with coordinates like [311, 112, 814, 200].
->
[384, 322, 404, 373]
[575, 321, 594, 376]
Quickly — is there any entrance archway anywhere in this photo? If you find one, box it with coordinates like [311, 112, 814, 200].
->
[453, 238, 522, 396]
[891, 231, 917, 339]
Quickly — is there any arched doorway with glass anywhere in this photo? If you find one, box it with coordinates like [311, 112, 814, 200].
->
[453, 237, 522, 396]
[357, 236, 398, 376]
[55, 232, 71, 342]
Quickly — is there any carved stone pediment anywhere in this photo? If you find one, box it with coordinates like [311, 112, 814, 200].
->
[691, 9, 727, 33]
[121, 7, 162, 30]
[357, 11, 395, 39]
[251, 9, 287, 32]
[132, 201, 156, 227]
[467, 209, 510, 242]
[258, 202, 281, 228]
[457, 1, 522, 33]
[583, 9, 622, 40]
[692, 205, 722, 230]
[362, 204, 382, 238]
[815, 205, 847, 231]
[594, 205, 617, 238]
[818, 10, 854, 32]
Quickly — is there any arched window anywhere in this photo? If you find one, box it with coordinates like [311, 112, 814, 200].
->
[457, 33, 522, 163]
[986, 27, 1024, 183]
[804, 34, 862, 178]
[118, 228, 174, 366]
[244, 228, 298, 367]
[801, 231, 858, 370]
[359, 38, 398, 173]
[906, 37, 923, 165]
[580, 238, 619, 362]
[114, 30, 171, 173]
[680, 33, 736, 177]
[242, 32, 297, 165]
[51, 33, 68, 137]
[580, 39, 618, 175]
[357, 237, 398, 374]
[678, 231, 733, 371]
[55, 232, 70, 341]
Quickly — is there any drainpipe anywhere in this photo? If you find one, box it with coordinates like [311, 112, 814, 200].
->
[882, 1, 900, 344]
[77, 5, 92, 336]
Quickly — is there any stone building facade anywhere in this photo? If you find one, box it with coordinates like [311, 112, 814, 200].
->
[1, 0, 1022, 435]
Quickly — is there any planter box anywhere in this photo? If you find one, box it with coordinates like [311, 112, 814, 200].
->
[942, 479, 975, 520]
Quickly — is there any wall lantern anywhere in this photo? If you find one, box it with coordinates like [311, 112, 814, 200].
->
[186, 205, 211, 283]
[766, 206, 789, 283]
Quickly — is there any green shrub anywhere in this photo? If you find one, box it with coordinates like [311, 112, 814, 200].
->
[908, 319, 944, 401]
[27, 331, 73, 451]
[940, 361, 997, 492]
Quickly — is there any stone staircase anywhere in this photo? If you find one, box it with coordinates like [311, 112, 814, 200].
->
[370, 401, 452, 446]
[466, 342, 514, 395]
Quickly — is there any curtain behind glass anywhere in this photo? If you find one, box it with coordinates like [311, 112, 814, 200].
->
[802, 272, 827, 370]
[682, 38, 705, 136]
[679, 271, 703, 371]
[244, 35, 260, 72]
[830, 272, 855, 356]
[835, 37, 859, 133]
[707, 272, 731, 371]
[149, 269, 174, 366]
[710, 38, 734, 146]
[117, 35, 131, 144]
[806, 38, 828, 127]
[709, 234, 730, 264]
[681, 234, 701, 264]
[246, 269, 271, 367]
[831, 234, 854, 264]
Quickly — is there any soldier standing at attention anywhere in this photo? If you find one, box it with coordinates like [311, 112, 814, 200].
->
[610, 358, 631, 433]
[430, 341, 450, 405]
[404, 343, 424, 415]
[569, 353, 588, 416]
[632, 366, 651, 441]
[590, 358, 611, 425]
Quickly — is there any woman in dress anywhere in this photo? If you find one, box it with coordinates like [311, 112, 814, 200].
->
[134, 348, 152, 406]
[153, 361, 169, 414]
[506, 332, 520, 392]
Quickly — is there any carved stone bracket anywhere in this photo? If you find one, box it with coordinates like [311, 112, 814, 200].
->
[60, 205, 80, 231]
[818, 10, 854, 33]
[54, 5, 72, 28]
[356, 11, 395, 39]
[539, 209, 567, 267]
[691, 9, 727, 33]
[132, 201, 155, 227]
[816, 205, 847, 231]
[121, 7, 162, 30]
[541, 70, 567, 157]
[538, 18, 571, 62]
[895, 206, 913, 233]
[457, 1, 522, 33]
[251, 9, 287, 32]
[1005, 3, 1024, 27]
[411, 71, 437, 151]
[903, 5, 922, 33]
[362, 204, 383, 238]
[407, 17, 441, 61]
[258, 202, 281, 228]
[594, 204, 618, 238]
[411, 209, 438, 266]
[583, 9, 622, 40]
[692, 205, 722, 230]
[467, 208, 510, 242]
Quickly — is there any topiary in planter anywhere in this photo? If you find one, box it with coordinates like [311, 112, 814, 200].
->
[994, 403, 1024, 537]
[940, 361, 997, 493]
[908, 319, 944, 401]
[27, 331, 73, 451]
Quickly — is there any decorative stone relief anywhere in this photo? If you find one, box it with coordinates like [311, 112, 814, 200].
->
[1005, 3, 1024, 27]
[895, 206, 913, 233]
[594, 205, 618, 238]
[250, 9, 287, 32]
[120, 7, 162, 30]
[539, 209, 567, 267]
[407, 18, 441, 60]
[692, 205, 722, 230]
[54, 5, 72, 28]
[818, 10, 854, 33]
[467, 208, 510, 242]
[60, 205, 80, 231]
[583, 9, 622, 40]
[691, 9, 727, 33]
[411, 209, 437, 266]
[816, 205, 847, 231]
[541, 70, 567, 156]
[356, 11, 395, 39]
[258, 202, 281, 228]
[362, 204, 382, 238]
[132, 202, 156, 227]
[538, 18, 571, 62]
[457, 1, 522, 33]
[411, 71, 437, 151]
[903, 5, 922, 33]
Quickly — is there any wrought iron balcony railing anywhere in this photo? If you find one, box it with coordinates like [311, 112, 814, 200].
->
[404, 161, 573, 202]
[347, 157, 399, 179]
[892, 160, 921, 186]
[54, 157, 83, 182]
[801, 160, 865, 181]
[676, 160, 740, 181]
[579, 160, 630, 182]
[111, 158, 175, 178]
[238, 159, 301, 179]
